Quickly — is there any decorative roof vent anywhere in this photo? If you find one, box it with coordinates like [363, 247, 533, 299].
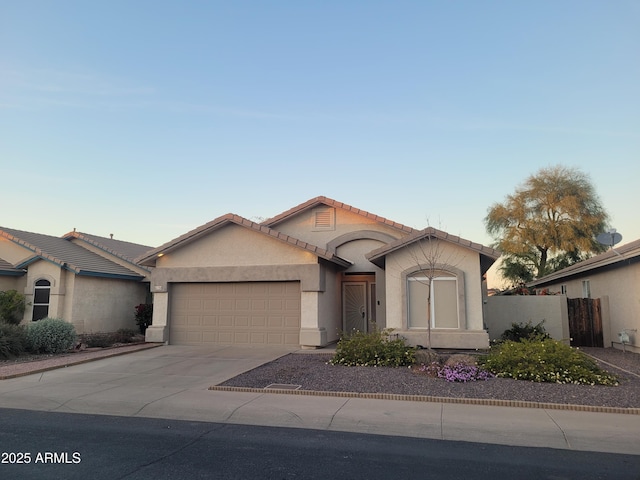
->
[313, 207, 335, 231]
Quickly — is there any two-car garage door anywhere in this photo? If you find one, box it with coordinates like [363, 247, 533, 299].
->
[169, 282, 301, 346]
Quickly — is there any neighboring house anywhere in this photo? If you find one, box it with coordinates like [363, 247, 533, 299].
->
[137, 197, 500, 349]
[0, 228, 152, 333]
[528, 238, 640, 352]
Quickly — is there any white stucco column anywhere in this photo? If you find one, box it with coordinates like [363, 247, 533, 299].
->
[145, 291, 169, 343]
[299, 291, 327, 348]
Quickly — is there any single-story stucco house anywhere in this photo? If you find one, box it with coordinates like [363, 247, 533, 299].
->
[137, 197, 500, 349]
[529, 238, 640, 353]
[0, 228, 152, 333]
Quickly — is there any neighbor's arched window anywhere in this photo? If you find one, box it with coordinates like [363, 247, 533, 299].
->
[407, 273, 459, 329]
[32, 279, 51, 321]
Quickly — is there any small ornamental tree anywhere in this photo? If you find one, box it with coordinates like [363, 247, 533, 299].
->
[134, 304, 153, 334]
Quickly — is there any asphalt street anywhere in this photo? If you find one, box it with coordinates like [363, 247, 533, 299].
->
[1, 409, 639, 480]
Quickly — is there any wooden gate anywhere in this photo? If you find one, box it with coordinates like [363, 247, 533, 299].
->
[567, 298, 603, 347]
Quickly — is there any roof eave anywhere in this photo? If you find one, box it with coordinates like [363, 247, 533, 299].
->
[76, 270, 145, 281]
[529, 254, 638, 287]
[0, 269, 27, 277]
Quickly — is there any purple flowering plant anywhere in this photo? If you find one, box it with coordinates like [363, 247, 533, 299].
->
[417, 362, 493, 382]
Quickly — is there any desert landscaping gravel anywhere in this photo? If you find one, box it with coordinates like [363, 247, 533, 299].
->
[220, 347, 640, 409]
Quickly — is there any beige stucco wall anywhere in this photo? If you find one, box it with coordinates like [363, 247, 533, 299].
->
[273, 208, 405, 250]
[539, 263, 640, 352]
[336, 238, 385, 273]
[382, 239, 489, 349]
[0, 276, 23, 292]
[315, 265, 343, 344]
[158, 224, 319, 268]
[484, 295, 570, 342]
[12, 259, 146, 334]
[69, 276, 148, 333]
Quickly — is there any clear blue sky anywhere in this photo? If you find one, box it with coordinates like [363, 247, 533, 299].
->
[2, 1, 639, 266]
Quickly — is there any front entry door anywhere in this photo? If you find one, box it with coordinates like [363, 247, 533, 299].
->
[343, 282, 367, 333]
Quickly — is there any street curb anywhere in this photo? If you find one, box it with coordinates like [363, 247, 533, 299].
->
[208, 385, 640, 415]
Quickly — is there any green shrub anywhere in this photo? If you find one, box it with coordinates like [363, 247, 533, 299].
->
[329, 329, 416, 367]
[115, 328, 140, 343]
[500, 320, 551, 343]
[0, 290, 27, 325]
[0, 323, 28, 359]
[134, 304, 153, 334]
[26, 318, 77, 354]
[80, 329, 141, 348]
[480, 338, 618, 385]
[80, 332, 117, 348]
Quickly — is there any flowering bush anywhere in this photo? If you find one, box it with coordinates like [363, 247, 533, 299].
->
[416, 362, 493, 382]
[480, 338, 618, 385]
[329, 328, 416, 367]
[438, 363, 494, 382]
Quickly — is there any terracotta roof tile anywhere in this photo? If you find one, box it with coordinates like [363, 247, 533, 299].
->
[262, 196, 415, 234]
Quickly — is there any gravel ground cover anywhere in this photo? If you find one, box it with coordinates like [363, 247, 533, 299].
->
[219, 348, 640, 409]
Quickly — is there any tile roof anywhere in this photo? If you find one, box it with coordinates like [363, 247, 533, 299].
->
[136, 213, 352, 268]
[366, 226, 501, 273]
[529, 238, 640, 287]
[0, 228, 145, 280]
[62, 231, 153, 270]
[261, 196, 416, 234]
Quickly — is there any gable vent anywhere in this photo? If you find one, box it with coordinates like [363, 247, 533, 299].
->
[313, 208, 335, 231]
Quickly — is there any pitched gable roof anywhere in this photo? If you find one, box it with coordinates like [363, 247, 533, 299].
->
[529, 238, 640, 287]
[262, 196, 416, 234]
[366, 226, 501, 274]
[136, 213, 352, 267]
[0, 228, 145, 280]
[63, 231, 153, 270]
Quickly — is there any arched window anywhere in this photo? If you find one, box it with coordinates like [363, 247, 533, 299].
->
[407, 273, 459, 329]
[32, 279, 51, 321]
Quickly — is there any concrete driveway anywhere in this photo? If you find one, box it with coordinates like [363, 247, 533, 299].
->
[0, 345, 295, 416]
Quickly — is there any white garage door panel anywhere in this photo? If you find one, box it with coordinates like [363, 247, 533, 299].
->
[169, 282, 301, 346]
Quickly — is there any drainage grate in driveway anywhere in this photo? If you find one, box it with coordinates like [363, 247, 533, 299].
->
[264, 383, 302, 390]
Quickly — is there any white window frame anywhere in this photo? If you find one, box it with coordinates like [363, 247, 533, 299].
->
[407, 275, 459, 329]
[582, 280, 591, 299]
[32, 279, 51, 321]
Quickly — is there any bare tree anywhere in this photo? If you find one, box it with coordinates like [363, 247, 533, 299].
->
[399, 226, 464, 353]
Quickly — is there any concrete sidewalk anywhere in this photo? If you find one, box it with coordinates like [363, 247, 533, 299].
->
[0, 345, 638, 455]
